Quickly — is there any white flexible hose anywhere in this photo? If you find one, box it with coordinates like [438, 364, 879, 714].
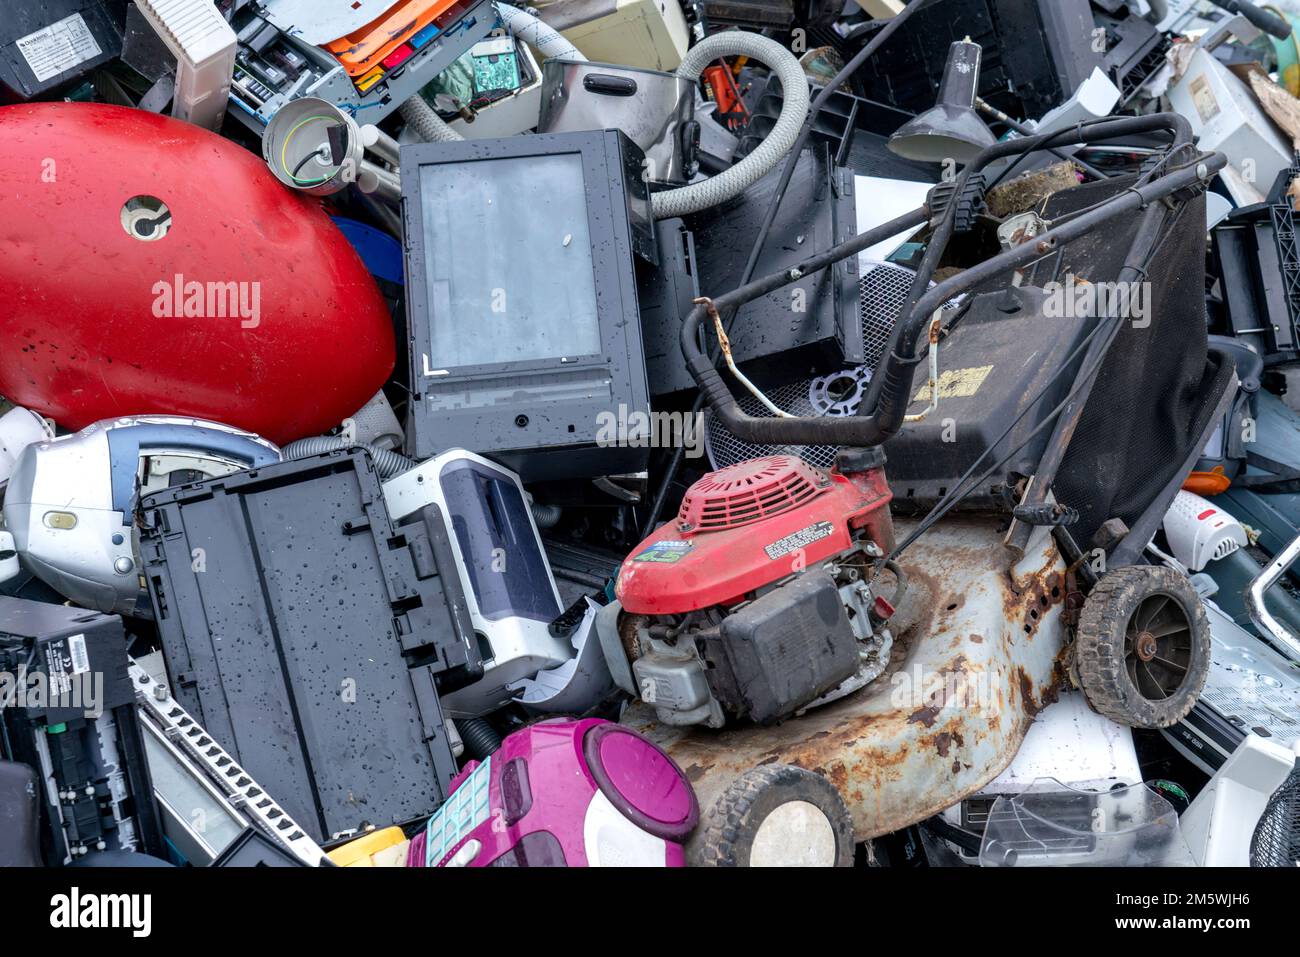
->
[282, 435, 416, 478]
[398, 96, 461, 143]
[400, 2, 585, 142]
[399, 17, 809, 217]
[652, 31, 810, 219]
[496, 1, 584, 60]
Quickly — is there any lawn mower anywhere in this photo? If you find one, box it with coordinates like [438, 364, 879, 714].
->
[597, 113, 1237, 865]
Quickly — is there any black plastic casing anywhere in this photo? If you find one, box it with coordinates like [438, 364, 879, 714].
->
[402, 129, 655, 481]
[138, 450, 476, 841]
[0, 597, 165, 864]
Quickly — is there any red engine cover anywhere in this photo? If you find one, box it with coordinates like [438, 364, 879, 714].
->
[616, 456, 894, 615]
[0, 103, 394, 444]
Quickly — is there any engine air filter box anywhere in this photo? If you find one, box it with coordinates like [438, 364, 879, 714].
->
[714, 571, 858, 724]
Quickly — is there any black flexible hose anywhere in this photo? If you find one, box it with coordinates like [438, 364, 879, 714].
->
[458, 717, 502, 760]
[1213, 0, 1292, 40]
[882, 559, 908, 608]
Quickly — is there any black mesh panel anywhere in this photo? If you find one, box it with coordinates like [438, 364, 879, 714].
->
[1251, 761, 1300, 867]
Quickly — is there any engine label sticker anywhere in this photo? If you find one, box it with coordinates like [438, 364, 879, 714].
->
[16, 14, 101, 84]
[632, 540, 692, 563]
[764, 521, 834, 560]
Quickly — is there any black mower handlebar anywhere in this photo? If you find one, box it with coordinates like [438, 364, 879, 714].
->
[681, 113, 1224, 450]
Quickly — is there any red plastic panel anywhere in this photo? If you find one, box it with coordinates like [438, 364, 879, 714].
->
[0, 103, 394, 444]
[617, 464, 894, 615]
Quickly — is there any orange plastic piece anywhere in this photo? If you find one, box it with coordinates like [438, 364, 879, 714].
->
[325, 0, 457, 77]
[1184, 467, 1232, 496]
[703, 63, 748, 128]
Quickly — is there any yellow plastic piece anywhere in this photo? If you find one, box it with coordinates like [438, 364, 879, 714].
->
[355, 66, 386, 93]
[327, 827, 408, 867]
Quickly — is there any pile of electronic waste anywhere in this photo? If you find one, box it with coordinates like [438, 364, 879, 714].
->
[0, 0, 1299, 869]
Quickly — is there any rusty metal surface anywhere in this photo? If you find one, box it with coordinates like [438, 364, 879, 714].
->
[622, 517, 1071, 848]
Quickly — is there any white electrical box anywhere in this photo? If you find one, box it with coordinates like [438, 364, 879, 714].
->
[135, 0, 238, 130]
[534, 0, 690, 71]
[1167, 29, 1292, 206]
[448, 37, 545, 139]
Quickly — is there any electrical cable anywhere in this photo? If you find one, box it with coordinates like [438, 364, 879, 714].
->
[279, 114, 343, 185]
[291, 148, 329, 180]
[881, 558, 908, 608]
[975, 97, 1107, 181]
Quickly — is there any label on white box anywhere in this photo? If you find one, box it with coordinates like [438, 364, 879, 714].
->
[1189, 74, 1221, 124]
[16, 13, 101, 83]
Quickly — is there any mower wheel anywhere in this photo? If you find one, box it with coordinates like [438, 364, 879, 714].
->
[694, 764, 854, 867]
[1075, 565, 1210, 729]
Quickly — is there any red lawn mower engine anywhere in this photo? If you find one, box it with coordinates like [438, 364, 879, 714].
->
[607, 450, 899, 728]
